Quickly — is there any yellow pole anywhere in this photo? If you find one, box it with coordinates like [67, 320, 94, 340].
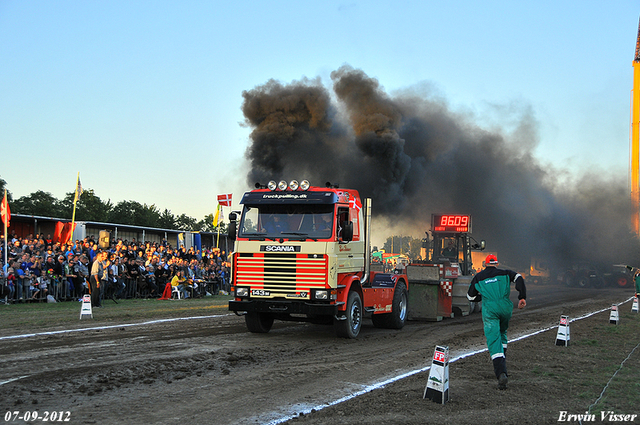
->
[216, 206, 221, 248]
[632, 18, 640, 236]
[71, 173, 80, 222]
[70, 172, 80, 244]
[212, 204, 221, 248]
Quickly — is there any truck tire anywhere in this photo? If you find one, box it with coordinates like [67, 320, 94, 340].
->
[372, 281, 407, 329]
[614, 274, 631, 288]
[245, 312, 274, 333]
[576, 273, 589, 288]
[335, 291, 362, 339]
[592, 277, 605, 288]
[563, 271, 576, 287]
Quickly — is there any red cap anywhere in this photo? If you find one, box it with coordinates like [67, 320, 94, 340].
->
[485, 254, 499, 266]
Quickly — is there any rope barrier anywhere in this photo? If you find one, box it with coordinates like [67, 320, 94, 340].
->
[581, 339, 640, 425]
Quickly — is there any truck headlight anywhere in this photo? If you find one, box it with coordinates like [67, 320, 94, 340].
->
[313, 290, 328, 300]
[236, 287, 249, 297]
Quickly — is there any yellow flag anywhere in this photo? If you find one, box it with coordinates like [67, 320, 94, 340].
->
[73, 174, 83, 204]
[213, 204, 220, 227]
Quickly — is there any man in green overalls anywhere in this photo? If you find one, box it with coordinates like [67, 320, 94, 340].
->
[467, 254, 526, 390]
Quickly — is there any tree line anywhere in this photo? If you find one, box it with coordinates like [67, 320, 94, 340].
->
[0, 177, 224, 232]
[381, 235, 424, 260]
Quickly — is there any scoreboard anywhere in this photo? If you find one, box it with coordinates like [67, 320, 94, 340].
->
[431, 214, 472, 233]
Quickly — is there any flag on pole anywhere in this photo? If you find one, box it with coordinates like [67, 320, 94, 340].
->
[1, 190, 10, 227]
[217, 193, 232, 207]
[74, 175, 84, 203]
[213, 204, 221, 227]
[70, 173, 82, 245]
[2, 189, 8, 268]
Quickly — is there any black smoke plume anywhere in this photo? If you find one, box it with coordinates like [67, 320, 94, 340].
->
[241, 65, 640, 270]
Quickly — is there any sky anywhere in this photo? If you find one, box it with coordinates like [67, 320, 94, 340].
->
[1, 1, 638, 228]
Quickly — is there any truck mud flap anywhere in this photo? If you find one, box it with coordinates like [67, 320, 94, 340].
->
[451, 279, 472, 316]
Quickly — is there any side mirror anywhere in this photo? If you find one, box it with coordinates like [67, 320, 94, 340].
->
[229, 222, 237, 241]
[228, 212, 238, 241]
[341, 221, 353, 242]
[471, 239, 486, 251]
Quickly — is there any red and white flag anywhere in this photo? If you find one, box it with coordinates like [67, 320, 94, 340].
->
[0, 190, 10, 227]
[217, 193, 232, 207]
[349, 196, 362, 212]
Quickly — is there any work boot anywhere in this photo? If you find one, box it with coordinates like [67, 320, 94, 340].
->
[492, 356, 507, 379]
[498, 372, 508, 390]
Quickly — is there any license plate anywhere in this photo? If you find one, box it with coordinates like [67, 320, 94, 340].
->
[251, 289, 270, 296]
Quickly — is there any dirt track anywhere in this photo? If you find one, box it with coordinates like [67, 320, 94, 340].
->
[0, 284, 636, 425]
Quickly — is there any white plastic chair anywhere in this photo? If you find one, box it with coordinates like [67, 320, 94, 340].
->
[171, 286, 182, 300]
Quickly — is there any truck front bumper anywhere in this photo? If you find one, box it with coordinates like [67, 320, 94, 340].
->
[229, 300, 339, 316]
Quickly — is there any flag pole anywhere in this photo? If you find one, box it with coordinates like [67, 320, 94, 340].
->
[3, 189, 7, 268]
[214, 194, 231, 249]
[70, 172, 80, 244]
[212, 204, 220, 249]
[216, 206, 221, 248]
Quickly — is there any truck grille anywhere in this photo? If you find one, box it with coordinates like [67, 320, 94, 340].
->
[235, 253, 328, 295]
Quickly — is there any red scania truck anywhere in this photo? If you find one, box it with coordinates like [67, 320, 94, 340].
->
[228, 179, 408, 338]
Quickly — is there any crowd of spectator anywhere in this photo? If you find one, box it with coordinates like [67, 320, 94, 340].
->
[0, 232, 230, 305]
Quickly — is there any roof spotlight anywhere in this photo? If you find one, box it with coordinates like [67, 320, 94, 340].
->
[289, 180, 299, 191]
[300, 180, 310, 190]
[268, 180, 277, 191]
[278, 180, 288, 191]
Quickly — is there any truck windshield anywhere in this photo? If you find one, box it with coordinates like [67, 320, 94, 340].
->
[239, 204, 335, 240]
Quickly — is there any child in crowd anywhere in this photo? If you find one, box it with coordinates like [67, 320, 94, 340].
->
[5, 267, 16, 300]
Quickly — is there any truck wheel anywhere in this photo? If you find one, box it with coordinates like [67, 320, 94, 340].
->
[614, 274, 630, 288]
[335, 291, 362, 338]
[245, 312, 274, 333]
[576, 274, 589, 288]
[372, 281, 407, 329]
[563, 271, 576, 287]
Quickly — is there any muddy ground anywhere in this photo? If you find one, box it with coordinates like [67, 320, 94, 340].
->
[0, 284, 638, 425]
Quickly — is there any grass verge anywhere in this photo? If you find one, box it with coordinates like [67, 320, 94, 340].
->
[0, 295, 234, 334]
[579, 310, 640, 416]
[520, 306, 640, 417]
